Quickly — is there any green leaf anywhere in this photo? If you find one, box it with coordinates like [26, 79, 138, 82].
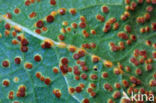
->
[0, 0, 156, 103]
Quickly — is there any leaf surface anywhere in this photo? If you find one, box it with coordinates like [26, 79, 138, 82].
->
[0, 0, 156, 103]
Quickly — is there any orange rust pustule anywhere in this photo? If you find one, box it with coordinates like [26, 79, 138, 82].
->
[115, 83, 121, 89]
[103, 23, 111, 33]
[34, 54, 42, 62]
[60, 65, 68, 74]
[53, 67, 59, 74]
[59, 8, 66, 15]
[144, 13, 151, 21]
[75, 75, 80, 80]
[6, 13, 12, 19]
[130, 76, 141, 85]
[58, 34, 64, 41]
[68, 67, 72, 72]
[12, 39, 19, 45]
[146, 6, 153, 12]
[16, 85, 26, 97]
[130, 57, 139, 66]
[50, 0, 56, 5]
[153, 73, 156, 79]
[96, 14, 105, 22]
[14, 25, 22, 32]
[104, 83, 113, 91]
[40, 76, 45, 81]
[81, 66, 88, 72]
[35, 29, 41, 34]
[90, 74, 98, 80]
[130, 1, 137, 10]
[90, 29, 96, 35]
[90, 43, 96, 48]
[4, 30, 10, 36]
[108, 99, 115, 103]
[79, 83, 85, 88]
[152, 52, 156, 58]
[82, 98, 90, 103]
[82, 30, 90, 38]
[81, 73, 88, 80]
[2, 80, 10, 87]
[14, 57, 21, 64]
[114, 68, 122, 75]
[46, 15, 54, 23]
[80, 16, 86, 22]
[75, 86, 82, 93]
[108, 17, 116, 24]
[68, 87, 75, 94]
[136, 68, 142, 75]
[137, 0, 143, 4]
[122, 80, 129, 88]
[42, 27, 47, 31]
[150, 80, 156, 86]
[73, 53, 80, 60]
[92, 56, 99, 63]
[8, 91, 14, 99]
[44, 78, 51, 85]
[29, 12, 36, 18]
[146, 40, 152, 46]
[5, 23, 11, 30]
[119, 42, 125, 50]
[117, 32, 128, 40]
[69, 8, 77, 15]
[66, 27, 71, 32]
[79, 61, 86, 66]
[113, 91, 121, 99]
[125, 66, 131, 72]
[125, 0, 130, 4]
[82, 43, 91, 49]
[2, 60, 9, 68]
[53, 89, 61, 98]
[124, 25, 131, 33]
[121, 99, 131, 103]
[59, 57, 69, 74]
[152, 23, 156, 31]
[71, 22, 77, 29]
[102, 72, 108, 78]
[109, 42, 120, 52]
[87, 88, 93, 93]
[61, 57, 68, 65]
[130, 35, 136, 41]
[24, 62, 33, 69]
[36, 20, 44, 28]
[35, 72, 41, 78]
[146, 64, 152, 71]
[21, 38, 29, 46]
[152, 0, 156, 4]
[25, 0, 31, 6]
[90, 83, 96, 88]
[12, 31, 17, 37]
[90, 91, 96, 97]
[73, 66, 81, 75]
[21, 46, 28, 52]
[14, 8, 20, 14]
[101, 5, 109, 13]
[79, 22, 86, 28]
[136, 17, 145, 24]
[113, 22, 119, 30]
[104, 60, 113, 68]
[41, 40, 53, 49]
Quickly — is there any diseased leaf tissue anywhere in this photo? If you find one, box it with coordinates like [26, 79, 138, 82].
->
[0, 0, 156, 103]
